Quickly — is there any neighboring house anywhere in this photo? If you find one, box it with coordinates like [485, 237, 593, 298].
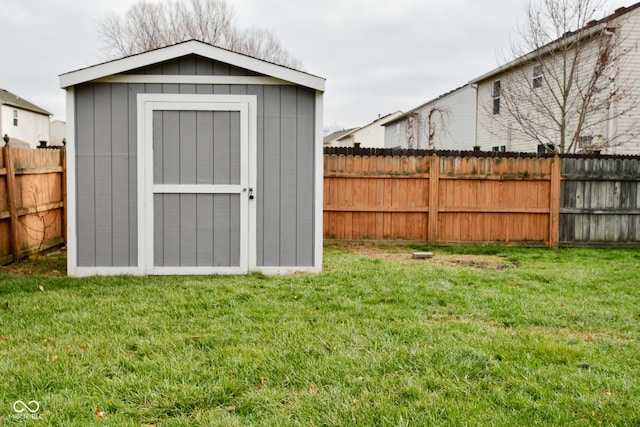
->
[471, 3, 640, 154]
[50, 120, 67, 146]
[59, 40, 325, 277]
[0, 88, 51, 148]
[326, 112, 403, 148]
[324, 128, 357, 146]
[384, 85, 476, 150]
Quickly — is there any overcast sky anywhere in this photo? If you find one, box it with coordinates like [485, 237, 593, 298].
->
[0, 0, 636, 132]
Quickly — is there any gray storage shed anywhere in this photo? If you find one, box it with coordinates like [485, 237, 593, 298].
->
[60, 40, 325, 276]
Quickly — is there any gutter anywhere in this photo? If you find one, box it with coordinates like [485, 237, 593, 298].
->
[469, 21, 607, 84]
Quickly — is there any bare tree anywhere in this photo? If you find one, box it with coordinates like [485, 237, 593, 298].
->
[404, 107, 451, 149]
[227, 27, 302, 69]
[98, 0, 302, 69]
[425, 107, 451, 149]
[405, 112, 418, 149]
[20, 184, 59, 261]
[494, 0, 638, 153]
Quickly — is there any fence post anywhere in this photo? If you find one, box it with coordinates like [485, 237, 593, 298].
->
[548, 155, 561, 248]
[3, 145, 20, 261]
[428, 153, 440, 243]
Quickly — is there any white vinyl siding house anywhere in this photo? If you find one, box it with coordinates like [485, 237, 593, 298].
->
[0, 89, 51, 148]
[49, 120, 67, 146]
[472, 4, 640, 154]
[328, 112, 403, 148]
[610, 4, 640, 155]
[384, 85, 476, 150]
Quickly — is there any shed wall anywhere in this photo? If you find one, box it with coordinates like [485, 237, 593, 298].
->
[74, 72, 316, 268]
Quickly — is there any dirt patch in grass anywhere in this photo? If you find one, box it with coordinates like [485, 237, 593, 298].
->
[0, 247, 66, 276]
[340, 245, 515, 270]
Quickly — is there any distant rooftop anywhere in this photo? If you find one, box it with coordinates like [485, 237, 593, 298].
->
[324, 128, 358, 144]
[0, 88, 51, 116]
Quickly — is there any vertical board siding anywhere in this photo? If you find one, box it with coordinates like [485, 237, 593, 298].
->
[295, 89, 315, 266]
[111, 83, 130, 266]
[279, 86, 298, 265]
[262, 86, 281, 266]
[153, 110, 241, 186]
[75, 66, 316, 267]
[128, 84, 144, 267]
[93, 84, 113, 266]
[560, 158, 640, 245]
[75, 84, 96, 266]
[196, 111, 215, 184]
[213, 112, 232, 184]
[179, 111, 197, 184]
[152, 194, 242, 267]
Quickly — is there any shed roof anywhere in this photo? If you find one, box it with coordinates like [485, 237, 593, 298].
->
[0, 88, 51, 116]
[336, 111, 404, 140]
[59, 39, 326, 91]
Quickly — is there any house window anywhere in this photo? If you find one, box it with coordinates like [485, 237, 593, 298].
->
[492, 80, 501, 115]
[533, 65, 543, 89]
[13, 110, 18, 126]
[537, 143, 555, 154]
[578, 135, 593, 148]
[492, 145, 506, 152]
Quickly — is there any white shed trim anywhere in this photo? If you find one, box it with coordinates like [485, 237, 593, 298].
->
[59, 40, 325, 92]
[94, 75, 293, 86]
[314, 91, 324, 273]
[65, 87, 78, 277]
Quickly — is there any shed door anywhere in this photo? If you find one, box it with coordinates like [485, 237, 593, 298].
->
[140, 96, 255, 274]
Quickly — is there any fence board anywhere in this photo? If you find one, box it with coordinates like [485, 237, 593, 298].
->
[0, 145, 66, 264]
[560, 157, 640, 246]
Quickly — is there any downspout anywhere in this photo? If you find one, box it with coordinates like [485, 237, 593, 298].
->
[471, 84, 478, 149]
[604, 28, 616, 151]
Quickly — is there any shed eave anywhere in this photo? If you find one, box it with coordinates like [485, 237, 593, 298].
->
[59, 40, 325, 92]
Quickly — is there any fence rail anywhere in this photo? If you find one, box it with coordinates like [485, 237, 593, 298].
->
[0, 145, 66, 265]
[324, 148, 640, 247]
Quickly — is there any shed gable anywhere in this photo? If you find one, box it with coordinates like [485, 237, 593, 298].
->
[122, 54, 265, 77]
[60, 40, 325, 91]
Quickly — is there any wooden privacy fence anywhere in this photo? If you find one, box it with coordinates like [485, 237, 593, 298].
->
[0, 145, 66, 265]
[561, 157, 640, 246]
[324, 148, 640, 248]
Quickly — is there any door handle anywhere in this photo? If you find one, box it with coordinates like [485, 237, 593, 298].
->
[248, 188, 254, 200]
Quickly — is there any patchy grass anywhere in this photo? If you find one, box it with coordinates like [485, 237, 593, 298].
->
[0, 247, 66, 276]
[0, 246, 639, 426]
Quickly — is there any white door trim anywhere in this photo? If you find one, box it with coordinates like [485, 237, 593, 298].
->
[137, 94, 257, 275]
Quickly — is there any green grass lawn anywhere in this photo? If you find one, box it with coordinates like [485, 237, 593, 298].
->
[0, 245, 639, 426]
